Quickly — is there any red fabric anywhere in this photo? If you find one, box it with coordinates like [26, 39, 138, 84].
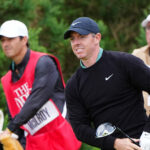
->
[50, 54, 66, 87]
[26, 120, 81, 150]
[1, 50, 81, 150]
[1, 51, 65, 117]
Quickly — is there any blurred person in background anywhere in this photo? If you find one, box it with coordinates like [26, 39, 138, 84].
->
[132, 14, 150, 116]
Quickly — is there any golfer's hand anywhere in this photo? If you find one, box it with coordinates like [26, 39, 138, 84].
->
[140, 131, 150, 150]
[114, 138, 141, 150]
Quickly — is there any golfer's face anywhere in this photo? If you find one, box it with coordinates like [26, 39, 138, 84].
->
[70, 32, 97, 60]
[146, 22, 150, 47]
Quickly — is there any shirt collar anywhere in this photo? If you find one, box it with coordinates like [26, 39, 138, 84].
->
[80, 48, 103, 69]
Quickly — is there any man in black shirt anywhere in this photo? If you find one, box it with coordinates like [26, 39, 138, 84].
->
[64, 17, 150, 150]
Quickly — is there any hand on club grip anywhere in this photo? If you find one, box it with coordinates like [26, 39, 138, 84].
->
[114, 138, 141, 150]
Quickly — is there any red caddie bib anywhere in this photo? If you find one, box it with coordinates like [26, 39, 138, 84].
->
[1, 50, 81, 150]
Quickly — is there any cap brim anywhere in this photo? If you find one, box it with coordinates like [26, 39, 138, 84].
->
[141, 19, 150, 27]
[142, 20, 148, 27]
[0, 32, 28, 39]
[0, 34, 17, 38]
[64, 28, 90, 39]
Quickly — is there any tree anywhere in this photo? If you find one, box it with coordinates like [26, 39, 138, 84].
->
[62, 0, 150, 52]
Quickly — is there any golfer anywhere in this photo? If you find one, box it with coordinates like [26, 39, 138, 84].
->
[64, 17, 150, 150]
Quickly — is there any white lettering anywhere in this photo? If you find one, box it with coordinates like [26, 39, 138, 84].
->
[24, 101, 59, 135]
[13, 82, 32, 110]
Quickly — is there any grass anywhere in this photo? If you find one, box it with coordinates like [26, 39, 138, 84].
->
[80, 143, 100, 150]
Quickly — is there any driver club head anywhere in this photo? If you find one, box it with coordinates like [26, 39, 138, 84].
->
[95, 122, 139, 146]
[96, 122, 116, 138]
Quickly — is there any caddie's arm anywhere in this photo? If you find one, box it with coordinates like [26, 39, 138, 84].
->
[7, 56, 59, 133]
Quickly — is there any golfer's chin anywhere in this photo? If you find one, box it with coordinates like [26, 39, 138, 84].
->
[75, 54, 86, 60]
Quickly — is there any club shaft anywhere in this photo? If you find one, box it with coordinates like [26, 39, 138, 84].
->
[116, 127, 139, 146]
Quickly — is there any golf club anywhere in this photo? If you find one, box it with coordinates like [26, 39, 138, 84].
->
[0, 109, 18, 139]
[96, 122, 139, 146]
[0, 110, 4, 132]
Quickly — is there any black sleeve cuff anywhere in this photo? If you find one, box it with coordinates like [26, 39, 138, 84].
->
[7, 120, 19, 132]
[103, 136, 116, 150]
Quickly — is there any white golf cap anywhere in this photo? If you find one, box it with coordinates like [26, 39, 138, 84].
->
[141, 15, 150, 27]
[0, 20, 28, 38]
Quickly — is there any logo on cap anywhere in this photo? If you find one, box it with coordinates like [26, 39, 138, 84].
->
[71, 22, 81, 26]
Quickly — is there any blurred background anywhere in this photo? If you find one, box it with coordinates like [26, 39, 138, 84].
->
[0, 0, 150, 149]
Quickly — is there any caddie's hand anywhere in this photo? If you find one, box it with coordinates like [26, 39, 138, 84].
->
[0, 128, 11, 143]
[140, 131, 150, 150]
[0, 128, 18, 143]
[1, 128, 11, 134]
[0, 129, 23, 150]
[0, 129, 9, 137]
[114, 138, 141, 150]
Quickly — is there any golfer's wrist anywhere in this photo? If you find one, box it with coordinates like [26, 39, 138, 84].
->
[114, 138, 120, 149]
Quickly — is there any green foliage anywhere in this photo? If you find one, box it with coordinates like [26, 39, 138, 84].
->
[0, 48, 11, 114]
[0, 83, 7, 113]
[98, 20, 116, 51]
[29, 27, 47, 53]
[34, 0, 65, 50]
[3, 114, 8, 129]
[63, 0, 150, 52]
[0, 0, 37, 24]
[135, 27, 147, 47]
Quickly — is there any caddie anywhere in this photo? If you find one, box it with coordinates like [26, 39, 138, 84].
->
[132, 14, 150, 116]
[0, 20, 81, 150]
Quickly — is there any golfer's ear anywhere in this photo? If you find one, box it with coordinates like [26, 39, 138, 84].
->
[95, 33, 101, 44]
